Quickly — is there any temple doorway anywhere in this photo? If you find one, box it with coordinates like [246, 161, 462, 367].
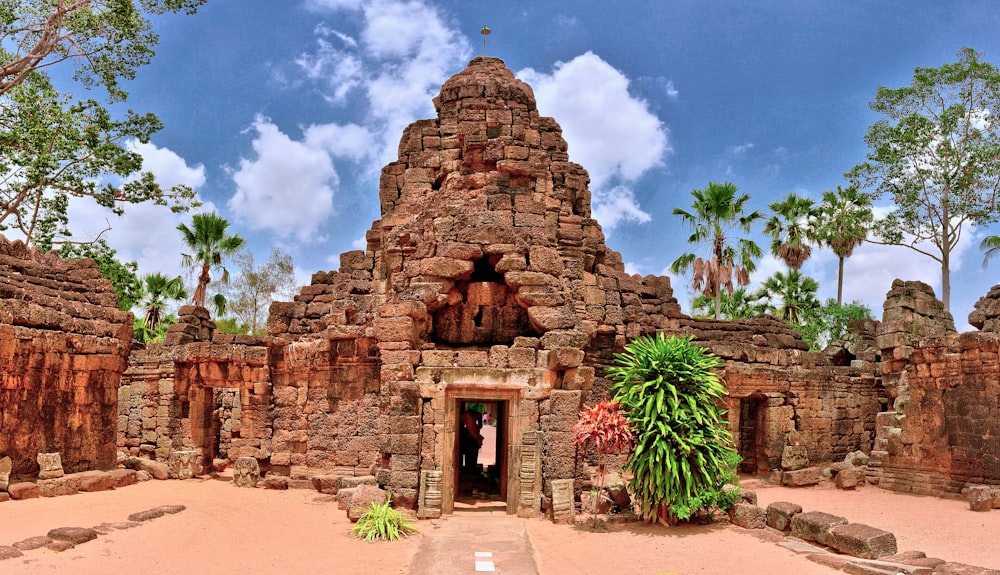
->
[455, 399, 508, 506]
[738, 395, 766, 475]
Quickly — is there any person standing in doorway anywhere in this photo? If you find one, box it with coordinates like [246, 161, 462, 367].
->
[460, 404, 484, 476]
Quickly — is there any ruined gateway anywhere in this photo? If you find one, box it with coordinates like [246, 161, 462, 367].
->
[3, 57, 999, 516]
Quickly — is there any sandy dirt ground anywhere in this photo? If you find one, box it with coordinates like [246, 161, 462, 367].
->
[1, 476, 998, 575]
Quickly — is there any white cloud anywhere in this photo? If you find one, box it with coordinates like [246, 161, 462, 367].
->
[664, 80, 679, 99]
[517, 52, 669, 231]
[228, 116, 339, 242]
[519, 52, 669, 189]
[295, 0, 471, 166]
[65, 142, 212, 284]
[592, 186, 651, 232]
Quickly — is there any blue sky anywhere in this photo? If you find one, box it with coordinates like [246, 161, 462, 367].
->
[62, 0, 1000, 330]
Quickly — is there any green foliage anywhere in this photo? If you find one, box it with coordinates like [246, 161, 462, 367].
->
[220, 248, 297, 335]
[133, 313, 177, 345]
[608, 334, 739, 523]
[815, 186, 873, 305]
[1, 0, 207, 99]
[755, 269, 820, 325]
[57, 239, 140, 311]
[0, 3, 203, 246]
[138, 272, 186, 331]
[847, 47, 1000, 310]
[764, 193, 818, 270]
[350, 495, 419, 542]
[214, 317, 250, 336]
[670, 182, 763, 320]
[177, 212, 245, 311]
[981, 235, 1000, 268]
[691, 287, 764, 320]
[797, 299, 874, 351]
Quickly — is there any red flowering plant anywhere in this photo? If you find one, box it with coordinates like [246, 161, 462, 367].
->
[572, 398, 635, 522]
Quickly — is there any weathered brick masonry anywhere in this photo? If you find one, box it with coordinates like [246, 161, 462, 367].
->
[0, 237, 132, 479]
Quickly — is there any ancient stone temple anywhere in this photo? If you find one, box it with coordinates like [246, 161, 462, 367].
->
[0, 237, 133, 480]
[112, 57, 885, 516]
[263, 57, 685, 514]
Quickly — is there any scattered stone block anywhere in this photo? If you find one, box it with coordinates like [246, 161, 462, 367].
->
[8, 482, 40, 500]
[766, 501, 802, 531]
[0, 545, 23, 560]
[78, 470, 116, 492]
[782, 445, 809, 471]
[782, 467, 821, 487]
[340, 475, 377, 489]
[108, 468, 139, 487]
[348, 484, 388, 522]
[0, 493, 8, 503]
[46, 540, 75, 552]
[337, 487, 356, 511]
[129, 508, 165, 522]
[967, 486, 994, 512]
[845, 450, 869, 467]
[233, 457, 260, 488]
[312, 474, 343, 494]
[931, 562, 1000, 575]
[37, 452, 65, 480]
[262, 476, 289, 490]
[127, 458, 170, 480]
[729, 502, 766, 529]
[836, 467, 863, 490]
[38, 477, 78, 497]
[791, 511, 848, 546]
[47, 527, 98, 545]
[12, 536, 51, 551]
[156, 504, 186, 514]
[828, 523, 898, 559]
[0, 455, 11, 491]
[605, 472, 631, 509]
[740, 489, 757, 506]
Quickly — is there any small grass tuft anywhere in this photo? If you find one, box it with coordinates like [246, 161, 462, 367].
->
[350, 493, 419, 542]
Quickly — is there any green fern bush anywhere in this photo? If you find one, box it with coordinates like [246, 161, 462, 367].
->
[608, 333, 740, 524]
[350, 494, 419, 542]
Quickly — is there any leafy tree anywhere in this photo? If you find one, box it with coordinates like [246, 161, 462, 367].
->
[815, 186, 873, 305]
[755, 269, 820, 325]
[56, 238, 140, 311]
[764, 192, 817, 269]
[797, 299, 874, 351]
[671, 182, 763, 320]
[0, 73, 196, 246]
[691, 287, 764, 320]
[177, 212, 245, 310]
[0, 1, 203, 247]
[608, 334, 739, 524]
[1, 0, 206, 99]
[138, 272, 186, 332]
[847, 48, 1000, 311]
[980, 234, 1000, 268]
[133, 312, 178, 345]
[221, 248, 297, 335]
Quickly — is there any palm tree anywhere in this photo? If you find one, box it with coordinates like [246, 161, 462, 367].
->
[755, 269, 820, 325]
[671, 182, 763, 320]
[177, 212, 245, 309]
[816, 186, 873, 305]
[691, 287, 765, 320]
[764, 193, 818, 270]
[139, 272, 187, 331]
[981, 235, 1000, 268]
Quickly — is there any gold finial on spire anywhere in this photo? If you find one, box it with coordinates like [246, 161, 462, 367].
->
[480, 25, 491, 56]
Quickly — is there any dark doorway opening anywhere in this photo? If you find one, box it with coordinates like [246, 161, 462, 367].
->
[738, 396, 766, 475]
[455, 399, 507, 505]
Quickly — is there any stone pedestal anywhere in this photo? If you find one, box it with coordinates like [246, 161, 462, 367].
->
[550, 479, 574, 524]
[168, 451, 202, 480]
[417, 470, 443, 519]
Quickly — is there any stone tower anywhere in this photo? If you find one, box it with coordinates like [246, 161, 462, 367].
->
[266, 56, 682, 515]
